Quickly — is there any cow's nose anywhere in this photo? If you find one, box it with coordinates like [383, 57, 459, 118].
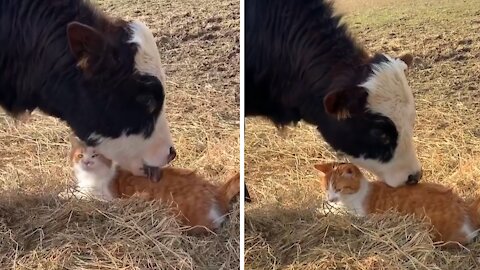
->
[406, 170, 422, 185]
[168, 147, 177, 162]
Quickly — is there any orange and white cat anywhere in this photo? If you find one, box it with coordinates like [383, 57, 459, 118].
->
[69, 136, 240, 234]
[314, 162, 480, 247]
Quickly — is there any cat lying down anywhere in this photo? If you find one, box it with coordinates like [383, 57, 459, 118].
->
[68, 136, 240, 235]
[315, 162, 480, 248]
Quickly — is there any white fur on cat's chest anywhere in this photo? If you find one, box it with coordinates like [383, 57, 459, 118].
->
[74, 165, 116, 201]
[326, 179, 369, 217]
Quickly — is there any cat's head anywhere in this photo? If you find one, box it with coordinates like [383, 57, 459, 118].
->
[314, 162, 364, 202]
[69, 135, 113, 173]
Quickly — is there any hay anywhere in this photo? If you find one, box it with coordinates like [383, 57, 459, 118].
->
[0, 192, 240, 269]
[245, 0, 480, 268]
[0, 0, 239, 269]
[246, 205, 480, 269]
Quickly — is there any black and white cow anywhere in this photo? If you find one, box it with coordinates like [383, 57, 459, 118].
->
[245, 0, 422, 195]
[0, 0, 175, 180]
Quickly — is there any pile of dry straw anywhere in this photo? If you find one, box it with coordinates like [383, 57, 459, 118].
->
[245, 0, 480, 268]
[0, 0, 240, 268]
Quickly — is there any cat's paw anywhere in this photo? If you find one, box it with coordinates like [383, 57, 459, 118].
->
[317, 201, 345, 215]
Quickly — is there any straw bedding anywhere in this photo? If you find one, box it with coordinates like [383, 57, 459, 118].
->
[0, 0, 239, 269]
[245, 0, 480, 269]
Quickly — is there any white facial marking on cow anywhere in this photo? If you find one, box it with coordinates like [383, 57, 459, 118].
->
[85, 20, 175, 175]
[128, 20, 166, 84]
[89, 108, 174, 176]
[354, 54, 421, 187]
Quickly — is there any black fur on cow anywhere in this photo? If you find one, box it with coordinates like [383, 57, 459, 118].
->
[0, 0, 176, 179]
[245, 0, 421, 200]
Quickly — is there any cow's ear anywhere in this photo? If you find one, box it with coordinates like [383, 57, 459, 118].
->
[67, 22, 106, 72]
[398, 53, 414, 68]
[323, 87, 368, 119]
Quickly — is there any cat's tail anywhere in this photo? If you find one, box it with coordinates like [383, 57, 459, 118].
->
[219, 172, 240, 205]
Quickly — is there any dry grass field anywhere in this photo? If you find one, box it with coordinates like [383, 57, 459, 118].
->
[245, 0, 480, 269]
[0, 0, 239, 269]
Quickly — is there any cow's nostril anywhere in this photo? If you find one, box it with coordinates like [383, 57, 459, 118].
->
[406, 170, 422, 185]
[168, 147, 177, 162]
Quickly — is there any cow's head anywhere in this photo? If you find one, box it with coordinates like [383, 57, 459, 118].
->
[66, 20, 176, 180]
[321, 53, 421, 187]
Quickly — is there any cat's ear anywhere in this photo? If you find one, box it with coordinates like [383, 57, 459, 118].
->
[68, 133, 79, 144]
[68, 133, 84, 148]
[339, 164, 361, 179]
[314, 163, 336, 175]
[342, 167, 354, 178]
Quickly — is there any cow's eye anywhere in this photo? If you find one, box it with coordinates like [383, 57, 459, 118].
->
[370, 129, 390, 144]
[380, 134, 390, 144]
[136, 95, 157, 113]
[111, 49, 121, 65]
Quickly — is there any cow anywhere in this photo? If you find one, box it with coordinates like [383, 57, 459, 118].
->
[0, 0, 176, 180]
[245, 0, 422, 200]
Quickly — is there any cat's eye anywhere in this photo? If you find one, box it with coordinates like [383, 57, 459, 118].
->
[92, 154, 99, 158]
[77, 154, 83, 158]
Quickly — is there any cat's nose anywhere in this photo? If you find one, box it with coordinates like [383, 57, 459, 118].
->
[83, 160, 93, 167]
[406, 170, 422, 185]
[327, 196, 339, 203]
[167, 147, 177, 162]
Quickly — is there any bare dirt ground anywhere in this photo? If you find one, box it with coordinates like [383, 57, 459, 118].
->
[245, 0, 480, 269]
[0, 0, 239, 269]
